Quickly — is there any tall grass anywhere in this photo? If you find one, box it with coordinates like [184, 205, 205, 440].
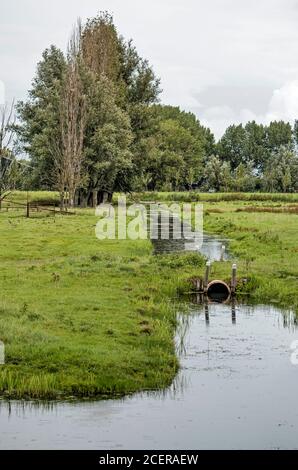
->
[130, 191, 298, 203]
[5, 191, 60, 205]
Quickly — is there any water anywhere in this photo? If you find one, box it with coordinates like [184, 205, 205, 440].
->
[150, 211, 229, 261]
[0, 302, 298, 450]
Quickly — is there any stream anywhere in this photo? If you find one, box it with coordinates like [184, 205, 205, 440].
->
[0, 213, 297, 449]
[0, 302, 297, 449]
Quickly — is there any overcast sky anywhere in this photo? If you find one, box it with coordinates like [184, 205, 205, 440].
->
[2, 0, 298, 138]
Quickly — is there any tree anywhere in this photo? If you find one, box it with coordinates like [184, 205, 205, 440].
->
[16, 46, 66, 189]
[16, 13, 162, 201]
[244, 121, 268, 172]
[55, 22, 87, 209]
[81, 13, 161, 194]
[266, 121, 293, 153]
[232, 163, 256, 192]
[217, 124, 248, 170]
[137, 105, 214, 191]
[202, 155, 232, 192]
[293, 120, 298, 150]
[263, 146, 298, 192]
[80, 70, 133, 204]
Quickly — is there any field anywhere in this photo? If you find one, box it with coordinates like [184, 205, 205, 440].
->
[132, 191, 298, 203]
[0, 191, 297, 399]
[0, 206, 202, 399]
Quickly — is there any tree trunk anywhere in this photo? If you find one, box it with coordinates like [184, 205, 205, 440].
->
[60, 192, 65, 211]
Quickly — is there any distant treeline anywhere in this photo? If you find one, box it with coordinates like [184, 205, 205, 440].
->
[2, 12, 297, 203]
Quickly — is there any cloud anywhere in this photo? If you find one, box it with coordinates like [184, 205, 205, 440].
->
[2, 0, 298, 139]
[195, 80, 298, 139]
[0, 81, 5, 105]
[267, 80, 298, 122]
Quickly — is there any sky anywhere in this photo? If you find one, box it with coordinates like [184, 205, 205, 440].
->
[2, 0, 298, 139]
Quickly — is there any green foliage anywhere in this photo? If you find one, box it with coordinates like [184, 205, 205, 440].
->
[82, 72, 133, 193]
[133, 105, 214, 191]
[16, 46, 66, 189]
[266, 121, 293, 153]
[202, 155, 232, 191]
[217, 120, 294, 178]
[217, 124, 248, 169]
[16, 13, 161, 199]
[263, 145, 298, 192]
[14, 12, 298, 195]
[232, 162, 257, 192]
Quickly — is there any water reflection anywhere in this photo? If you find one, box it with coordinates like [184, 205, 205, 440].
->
[149, 212, 230, 261]
[198, 300, 238, 325]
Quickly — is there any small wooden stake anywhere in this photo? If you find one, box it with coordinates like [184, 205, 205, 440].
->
[220, 244, 225, 261]
[204, 261, 211, 292]
[231, 263, 237, 295]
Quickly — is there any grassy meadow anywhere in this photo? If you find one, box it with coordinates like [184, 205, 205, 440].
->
[0, 191, 297, 399]
[0, 205, 203, 399]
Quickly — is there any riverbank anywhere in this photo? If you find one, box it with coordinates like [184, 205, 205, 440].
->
[0, 208, 203, 399]
[0, 192, 297, 399]
[202, 202, 298, 313]
[138, 193, 298, 314]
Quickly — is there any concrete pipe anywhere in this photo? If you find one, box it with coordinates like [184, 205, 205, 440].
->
[207, 280, 231, 303]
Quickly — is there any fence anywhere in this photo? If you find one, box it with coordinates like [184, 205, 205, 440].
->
[0, 198, 74, 217]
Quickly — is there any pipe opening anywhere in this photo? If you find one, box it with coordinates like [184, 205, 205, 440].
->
[207, 280, 231, 303]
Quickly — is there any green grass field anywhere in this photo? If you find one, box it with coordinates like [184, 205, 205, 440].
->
[0, 207, 203, 399]
[0, 191, 297, 399]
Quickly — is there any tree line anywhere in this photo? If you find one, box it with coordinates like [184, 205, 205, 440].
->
[0, 12, 297, 205]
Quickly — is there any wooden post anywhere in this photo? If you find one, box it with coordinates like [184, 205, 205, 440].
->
[231, 263, 237, 295]
[26, 191, 30, 218]
[220, 244, 225, 261]
[195, 278, 203, 292]
[204, 261, 211, 292]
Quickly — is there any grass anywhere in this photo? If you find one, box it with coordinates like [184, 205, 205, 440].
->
[4, 191, 60, 205]
[197, 201, 298, 313]
[131, 192, 298, 314]
[0, 207, 203, 399]
[0, 190, 297, 399]
[130, 191, 298, 203]
[130, 190, 298, 312]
